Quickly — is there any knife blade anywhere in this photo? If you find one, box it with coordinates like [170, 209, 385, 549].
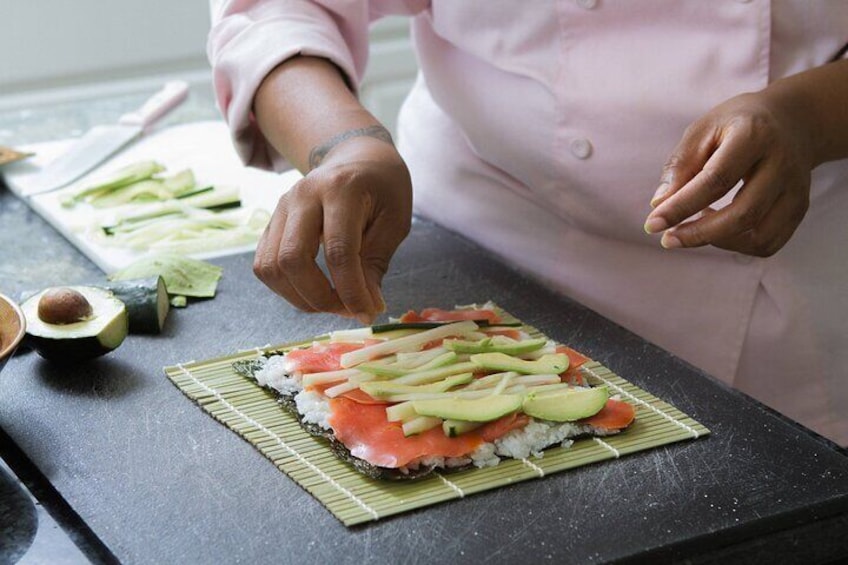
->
[20, 80, 189, 197]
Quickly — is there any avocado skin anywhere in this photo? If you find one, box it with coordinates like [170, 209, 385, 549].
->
[26, 333, 124, 362]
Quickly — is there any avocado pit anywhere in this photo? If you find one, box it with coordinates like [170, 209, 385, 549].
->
[37, 287, 94, 325]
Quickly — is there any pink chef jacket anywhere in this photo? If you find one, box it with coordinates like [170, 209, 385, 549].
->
[209, 1, 848, 446]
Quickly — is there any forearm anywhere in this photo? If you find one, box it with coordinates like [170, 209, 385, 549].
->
[763, 59, 848, 167]
[253, 56, 390, 173]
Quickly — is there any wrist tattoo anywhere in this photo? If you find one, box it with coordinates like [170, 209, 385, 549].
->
[308, 125, 393, 170]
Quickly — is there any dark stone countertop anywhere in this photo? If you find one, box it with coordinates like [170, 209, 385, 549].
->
[1, 82, 846, 565]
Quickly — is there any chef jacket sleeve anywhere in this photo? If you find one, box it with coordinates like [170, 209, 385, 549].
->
[208, 0, 428, 171]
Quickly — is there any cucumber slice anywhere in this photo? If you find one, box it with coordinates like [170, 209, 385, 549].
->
[444, 336, 547, 355]
[357, 361, 409, 378]
[470, 352, 569, 375]
[361, 373, 474, 398]
[358, 351, 458, 378]
[391, 361, 477, 386]
[442, 419, 483, 437]
[402, 416, 442, 437]
[89, 180, 171, 208]
[61, 160, 165, 207]
[174, 186, 214, 200]
[395, 347, 450, 368]
[161, 169, 196, 196]
[177, 185, 240, 209]
[385, 401, 417, 422]
[339, 320, 479, 368]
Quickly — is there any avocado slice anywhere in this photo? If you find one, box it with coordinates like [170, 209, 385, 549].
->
[522, 386, 609, 422]
[360, 373, 474, 398]
[443, 336, 547, 355]
[21, 286, 128, 362]
[470, 352, 569, 375]
[412, 394, 523, 422]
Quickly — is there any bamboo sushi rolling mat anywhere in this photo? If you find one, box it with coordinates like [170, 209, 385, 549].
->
[164, 312, 710, 527]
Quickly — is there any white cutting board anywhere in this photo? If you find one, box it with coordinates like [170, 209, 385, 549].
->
[2, 121, 300, 273]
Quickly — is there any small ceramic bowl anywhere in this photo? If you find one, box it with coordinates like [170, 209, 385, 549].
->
[0, 292, 26, 375]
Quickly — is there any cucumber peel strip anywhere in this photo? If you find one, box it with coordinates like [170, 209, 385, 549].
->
[109, 253, 222, 298]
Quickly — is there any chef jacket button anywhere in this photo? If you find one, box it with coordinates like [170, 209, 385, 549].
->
[570, 137, 593, 159]
[576, 0, 598, 9]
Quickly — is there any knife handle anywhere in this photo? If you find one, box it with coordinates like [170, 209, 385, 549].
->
[118, 81, 189, 129]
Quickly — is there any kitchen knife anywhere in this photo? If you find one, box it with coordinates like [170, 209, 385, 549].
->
[20, 80, 189, 197]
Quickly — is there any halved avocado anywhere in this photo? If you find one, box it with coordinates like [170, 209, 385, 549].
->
[21, 286, 128, 362]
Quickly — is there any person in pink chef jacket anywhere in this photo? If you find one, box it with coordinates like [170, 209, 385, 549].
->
[208, 1, 848, 446]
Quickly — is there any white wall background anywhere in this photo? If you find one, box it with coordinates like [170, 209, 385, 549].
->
[0, 1, 418, 134]
[0, 1, 211, 93]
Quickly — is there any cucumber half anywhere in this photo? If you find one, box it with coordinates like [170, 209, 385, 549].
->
[21, 286, 128, 362]
[102, 276, 169, 334]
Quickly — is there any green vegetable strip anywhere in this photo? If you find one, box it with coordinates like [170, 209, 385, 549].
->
[339, 320, 479, 368]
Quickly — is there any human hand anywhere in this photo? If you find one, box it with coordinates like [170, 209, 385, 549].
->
[644, 91, 815, 257]
[253, 137, 412, 324]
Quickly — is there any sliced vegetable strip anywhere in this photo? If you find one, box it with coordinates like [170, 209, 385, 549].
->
[339, 320, 478, 368]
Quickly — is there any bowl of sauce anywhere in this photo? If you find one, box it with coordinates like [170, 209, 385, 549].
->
[0, 292, 26, 375]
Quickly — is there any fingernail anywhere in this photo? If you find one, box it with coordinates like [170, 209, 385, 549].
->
[644, 216, 669, 234]
[369, 285, 386, 314]
[661, 232, 682, 249]
[356, 312, 376, 326]
[650, 183, 669, 207]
